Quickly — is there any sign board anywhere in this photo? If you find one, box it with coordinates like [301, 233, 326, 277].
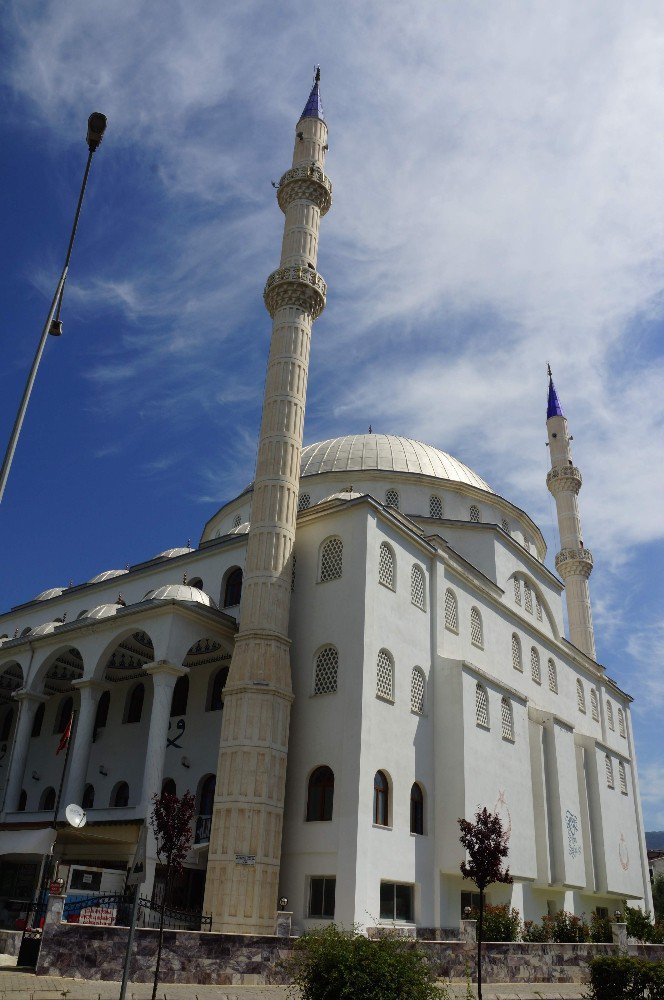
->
[79, 905, 117, 926]
[127, 825, 147, 886]
[235, 854, 256, 866]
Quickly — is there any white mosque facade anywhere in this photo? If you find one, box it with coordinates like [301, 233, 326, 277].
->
[0, 76, 653, 935]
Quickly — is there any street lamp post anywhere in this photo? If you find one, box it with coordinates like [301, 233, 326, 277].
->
[0, 112, 108, 503]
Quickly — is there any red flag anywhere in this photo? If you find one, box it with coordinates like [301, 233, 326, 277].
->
[55, 713, 72, 755]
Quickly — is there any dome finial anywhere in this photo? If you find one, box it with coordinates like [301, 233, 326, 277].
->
[547, 364, 564, 419]
[300, 67, 324, 122]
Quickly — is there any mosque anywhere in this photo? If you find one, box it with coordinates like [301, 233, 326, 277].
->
[0, 73, 653, 936]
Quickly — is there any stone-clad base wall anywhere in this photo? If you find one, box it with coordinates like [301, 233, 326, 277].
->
[34, 924, 664, 986]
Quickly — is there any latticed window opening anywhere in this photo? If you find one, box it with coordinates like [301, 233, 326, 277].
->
[470, 607, 483, 648]
[500, 697, 514, 741]
[411, 565, 425, 610]
[379, 543, 395, 589]
[385, 489, 399, 509]
[376, 650, 394, 701]
[511, 634, 522, 672]
[514, 578, 522, 606]
[501, 518, 509, 533]
[475, 684, 489, 728]
[605, 755, 614, 789]
[548, 658, 558, 693]
[320, 537, 343, 582]
[607, 701, 614, 731]
[590, 688, 599, 722]
[618, 708, 626, 738]
[577, 680, 586, 713]
[314, 646, 338, 695]
[410, 668, 425, 714]
[524, 584, 533, 615]
[232, 514, 242, 529]
[444, 589, 458, 632]
[298, 493, 311, 511]
[619, 762, 628, 795]
[531, 647, 541, 684]
[536, 596, 543, 622]
[469, 505, 480, 523]
[430, 495, 443, 519]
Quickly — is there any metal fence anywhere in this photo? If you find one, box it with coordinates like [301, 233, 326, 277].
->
[63, 892, 211, 931]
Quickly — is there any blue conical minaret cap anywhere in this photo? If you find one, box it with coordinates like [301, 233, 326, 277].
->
[547, 364, 564, 419]
[300, 67, 324, 122]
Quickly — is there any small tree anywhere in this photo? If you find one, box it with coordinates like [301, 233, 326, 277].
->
[458, 808, 512, 1000]
[653, 873, 664, 924]
[150, 789, 195, 1000]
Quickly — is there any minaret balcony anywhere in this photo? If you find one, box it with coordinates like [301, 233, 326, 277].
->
[555, 547, 594, 579]
[546, 465, 582, 494]
[276, 164, 332, 215]
[264, 266, 327, 318]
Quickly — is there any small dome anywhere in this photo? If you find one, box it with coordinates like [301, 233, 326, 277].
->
[148, 584, 218, 609]
[153, 547, 194, 560]
[30, 621, 61, 636]
[231, 521, 250, 534]
[88, 569, 128, 584]
[86, 604, 123, 620]
[33, 587, 65, 602]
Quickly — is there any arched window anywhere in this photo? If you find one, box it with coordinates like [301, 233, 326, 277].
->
[410, 565, 425, 610]
[306, 766, 334, 822]
[170, 675, 189, 716]
[376, 650, 394, 702]
[511, 634, 522, 672]
[514, 577, 522, 606]
[199, 774, 216, 816]
[606, 701, 614, 731]
[54, 696, 73, 735]
[470, 607, 483, 648]
[469, 505, 480, 522]
[31, 702, 45, 738]
[0, 709, 14, 743]
[501, 697, 514, 741]
[111, 782, 129, 808]
[94, 691, 110, 736]
[209, 667, 228, 712]
[298, 493, 311, 511]
[125, 683, 145, 724]
[590, 688, 599, 722]
[82, 784, 95, 809]
[410, 668, 425, 714]
[188, 577, 203, 590]
[162, 778, 176, 797]
[410, 783, 424, 835]
[378, 543, 395, 589]
[475, 684, 489, 728]
[444, 588, 458, 632]
[17, 789, 27, 812]
[548, 659, 558, 694]
[319, 537, 343, 582]
[501, 518, 509, 534]
[223, 568, 243, 608]
[617, 708, 626, 738]
[314, 646, 338, 695]
[576, 679, 586, 714]
[618, 762, 628, 795]
[430, 495, 443, 519]
[524, 584, 533, 615]
[373, 770, 389, 826]
[605, 755, 614, 789]
[530, 647, 541, 684]
[232, 514, 242, 528]
[40, 787, 56, 812]
[385, 489, 399, 510]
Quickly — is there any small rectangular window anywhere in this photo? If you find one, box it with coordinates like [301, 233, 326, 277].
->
[380, 881, 414, 921]
[309, 876, 336, 918]
[460, 891, 482, 916]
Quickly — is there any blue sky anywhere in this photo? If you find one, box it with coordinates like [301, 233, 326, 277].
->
[1, 1, 663, 829]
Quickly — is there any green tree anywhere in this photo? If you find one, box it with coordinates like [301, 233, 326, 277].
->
[653, 873, 664, 924]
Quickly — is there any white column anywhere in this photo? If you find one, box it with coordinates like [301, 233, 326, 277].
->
[2, 692, 45, 814]
[139, 663, 188, 811]
[64, 681, 104, 808]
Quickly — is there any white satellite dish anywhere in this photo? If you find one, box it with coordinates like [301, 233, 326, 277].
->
[65, 803, 87, 829]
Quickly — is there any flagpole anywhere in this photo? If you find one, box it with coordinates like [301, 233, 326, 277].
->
[42, 710, 76, 899]
[120, 822, 147, 1000]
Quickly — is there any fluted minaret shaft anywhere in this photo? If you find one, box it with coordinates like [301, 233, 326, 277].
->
[546, 374, 596, 659]
[203, 75, 331, 934]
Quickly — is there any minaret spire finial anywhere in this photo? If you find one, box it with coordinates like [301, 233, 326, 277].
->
[546, 365, 564, 420]
[300, 66, 325, 122]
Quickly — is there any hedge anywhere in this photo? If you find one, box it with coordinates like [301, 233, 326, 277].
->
[588, 955, 664, 999]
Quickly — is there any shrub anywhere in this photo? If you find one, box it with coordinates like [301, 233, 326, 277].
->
[651, 923, 664, 945]
[285, 924, 448, 1000]
[588, 955, 664, 1000]
[550, 909, 589, 943]
[590, 912, 613, 944]
[625, 903, 654, 943]
[522, 917, 553, 942]
[470, 903, 520, 942]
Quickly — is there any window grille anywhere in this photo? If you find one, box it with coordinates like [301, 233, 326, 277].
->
[320, 537, 343, 582]
[291, 554, 296, 593]
[475, 684, 489, 728]
[469, 504, 480, 522]
[511, 634, 522, 671]
[607, 701, 614, 731]
[314, 646, 338, 695]
[531, 647, 541, 684]
[444, 589, 458, 632]
[590, 688, 599, 722]
[385, 489, 399, 509]
[410, 668, 425, 714]
[501, 518, 509, 533]
[619, 762, 628, 795]
[376, 650, 394, 701]
[548, 658, 558, 693]
[430, 495, 443, 518]
[536, 595, 543, 622]
[232, 514, 241, 528]
[618, 708, 626, 738]
[501, 697, 514, 741]
[379, 543, 395, 589]
[411, 565, 425, 610]
[298, 493, 311, 511]
[470, 607, 483, 648]
[524, 584, 533, 615]
[605, 755, 614, 789]
[514, 578, 522, 605]
[577, 679, 586, 713]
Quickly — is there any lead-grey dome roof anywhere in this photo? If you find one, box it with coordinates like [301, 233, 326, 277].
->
[300, 435, 493, 492]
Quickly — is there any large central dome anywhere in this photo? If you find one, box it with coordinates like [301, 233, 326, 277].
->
[300, 434, 493, 492]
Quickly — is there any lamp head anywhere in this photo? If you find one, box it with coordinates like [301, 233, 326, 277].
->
[87, 112, 107, 152]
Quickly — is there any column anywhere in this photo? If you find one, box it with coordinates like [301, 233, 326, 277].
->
[139, 663, 188, 811]
[64, 681, 104, 808]
[2, 692, 45, 814]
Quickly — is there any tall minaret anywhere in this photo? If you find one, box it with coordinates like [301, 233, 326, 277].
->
[546, 367, 596, 659]
[203, 71, 331, 933]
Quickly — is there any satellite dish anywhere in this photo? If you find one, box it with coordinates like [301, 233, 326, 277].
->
[65, 803, 87, 829]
